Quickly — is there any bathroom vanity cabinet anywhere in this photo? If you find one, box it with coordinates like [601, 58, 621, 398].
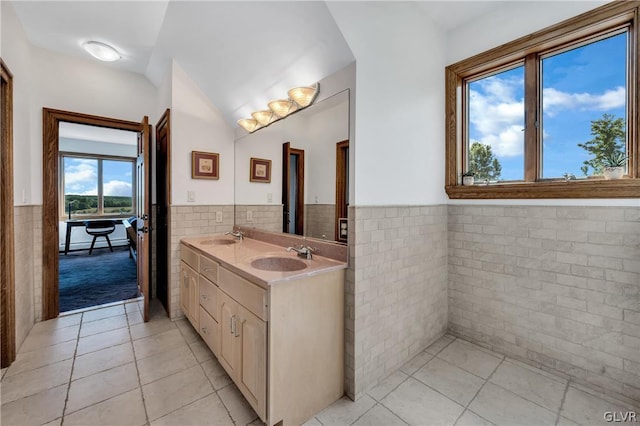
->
[180, 236, 346, 426]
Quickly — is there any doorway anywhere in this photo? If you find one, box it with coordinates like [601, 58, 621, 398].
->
[155, 109, 170, 315]
[42, 109, 151, 321]
[282, 142, 305, 235]
[335, 140, 349, 242]
[1, 59, 16, 368]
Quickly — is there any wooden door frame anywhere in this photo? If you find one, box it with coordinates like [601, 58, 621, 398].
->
[282, 142, 305, 235]
[335, 140, 349, 242]
[42, 108, 142, 320]
[1, 59, 16, 367]
[155, 109, 171, 316]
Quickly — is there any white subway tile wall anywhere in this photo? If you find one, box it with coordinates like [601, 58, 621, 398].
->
[305, 204, 336, 240]
[448, 205, 640, 404]
[15, 206, 40, 347]
[234, 205, 283, 233]
[345, 205, 449, 398]
[169, 205, 234, 319]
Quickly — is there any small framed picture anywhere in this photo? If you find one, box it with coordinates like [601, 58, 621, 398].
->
[250, 157, 271, 183]
[192, 151, 219, 180]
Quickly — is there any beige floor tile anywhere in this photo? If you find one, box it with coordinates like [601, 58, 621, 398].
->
[125, 301, 141, 314]
[133, 328, 185, 360]
[560, 386, 631, 425]
[367, 370, 409, 402]
[556, 416, 579, 426]
[316, 395, 376, 426]
[175, 318, 202, 344]
[42, 418, 62, 426]
[72, 342, 135, 380]
[6, 340, 76, 377]
[400, 351, 433, 375]
[218, 384, 260, 426]
[437, 340, 503, 379]
[455, 409, 495, 426]
[82, 305, 126, 323]
[490, 360, 567, 412]
[414, 357, 485, 406]
[18, 324, 79, 353]
[189, 340, 215, 363]
[64, 388, 147, 426]
[301, 417, 323, 426]
[151, 393, 234, 426]
[352, 404, 407, 426]
[469, 383, 557, 426]
[76, 327, 131, 356]
[381, 377, 464, 425]
[1, 367, 6, 380]
[79, 314, 128, 337]
[127, 310, 144, 325]
[66, 362, 139, 414]
[138, 343, 198, 385]
[425, 334, 456, 355]
[201, 357, 233, 390]
[142, 365, 214, 421]
[0, 359, 72, 404]
[130, 316, 177, 340]
[30, 313, 82, 332]
[0, 384, 67, 426]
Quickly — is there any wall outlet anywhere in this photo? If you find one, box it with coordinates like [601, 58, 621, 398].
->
[215, 211, 223, 223]
[246, 210, 253, 222]
[187, 191, 196, 202]
[267, 193, 272, 203]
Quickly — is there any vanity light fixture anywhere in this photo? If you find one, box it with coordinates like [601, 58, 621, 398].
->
[82, 41, 121, 62]
[252, 110, 277, 126]
[238, 119, 262, 133]
[268, 99, 298, 118]
[288, 83, 319, 107]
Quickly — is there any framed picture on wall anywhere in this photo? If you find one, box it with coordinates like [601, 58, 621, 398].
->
[250, 157, 271, 183]
[192, 151, 219, 180]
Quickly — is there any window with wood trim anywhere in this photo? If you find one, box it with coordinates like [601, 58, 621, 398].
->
[445, 2, 640, 198]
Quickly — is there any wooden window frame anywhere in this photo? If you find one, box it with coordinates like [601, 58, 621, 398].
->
[445, 1, 640, 199]
[58, 152, 136, 220]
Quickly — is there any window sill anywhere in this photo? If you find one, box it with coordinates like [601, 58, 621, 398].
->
[445, 179, 640, 199]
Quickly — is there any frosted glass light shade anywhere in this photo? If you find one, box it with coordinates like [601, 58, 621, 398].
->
[268, 99, 297, 118]
[238, 119, 261, 133]
[252, 110, 276, 126]
[83, 41, 121, 62]
[288, 83, 319, 107]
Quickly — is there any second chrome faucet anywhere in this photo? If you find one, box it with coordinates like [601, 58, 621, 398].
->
[286, 245, 315, 260]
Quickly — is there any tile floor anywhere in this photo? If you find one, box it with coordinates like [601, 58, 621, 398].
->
[1, 300, 638, 426]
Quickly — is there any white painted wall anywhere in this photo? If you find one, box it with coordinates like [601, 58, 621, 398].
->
[328, 2, 447, 206]
[171, 61, 234, 205]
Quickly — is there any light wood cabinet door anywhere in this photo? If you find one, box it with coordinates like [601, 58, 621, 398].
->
[188, 269, 199, 325]
[218, 291, 239, 378]
[180, 261, 199, 327]
[236, 304, 267, 421]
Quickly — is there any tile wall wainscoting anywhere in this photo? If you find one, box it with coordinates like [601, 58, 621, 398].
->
[14, 205, 41, 349]
[305, 204, 336, 241]
[448, 205, 640, 405]
[345, 205, 449, 399]
[169, 205, 235, 319]
[233, 205, 283, 234]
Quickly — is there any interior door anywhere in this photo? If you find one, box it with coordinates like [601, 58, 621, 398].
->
[155, 110, 170, 314]
[136, 116, 150, 322]
[282, 142, 305, 235]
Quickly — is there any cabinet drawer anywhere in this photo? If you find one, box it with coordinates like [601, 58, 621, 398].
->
[219, 268, 268, 321]
[200, 256, 219, 284]
[199, 275, 218, 320]
[181, 244, 199, 270]
[199, 306, 220, 357]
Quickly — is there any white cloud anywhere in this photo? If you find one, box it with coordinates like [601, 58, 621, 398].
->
[104, 180, 132, 197]
[64, 159, 97, 194]
[543, 86, 625, 116]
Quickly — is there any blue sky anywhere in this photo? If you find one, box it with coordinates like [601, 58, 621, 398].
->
[64, 158, 133, 197]
[468, 32, 627, 181]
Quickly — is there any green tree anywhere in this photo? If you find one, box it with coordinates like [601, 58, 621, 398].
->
[469, 142, 502, 181]
[577, 113, 626, 176]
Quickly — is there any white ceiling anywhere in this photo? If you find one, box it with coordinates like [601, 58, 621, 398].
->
[10, 1, 509, 127]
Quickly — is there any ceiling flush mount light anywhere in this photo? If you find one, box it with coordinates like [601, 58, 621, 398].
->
[237, 119, 262, 133]
[288, 83, 319, 108]
[82, 41, 121, 62]
[238, 83, 319, 134]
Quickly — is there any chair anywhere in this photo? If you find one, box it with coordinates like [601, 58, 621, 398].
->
[84, 220, 116, 255]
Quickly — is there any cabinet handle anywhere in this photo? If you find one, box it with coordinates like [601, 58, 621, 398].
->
[203, 267, 214, 272]
[201, 327, 207, 335]
[229, 316, 234, 334]
[234, 317, 240, 338]
[201, 294, 208, 300]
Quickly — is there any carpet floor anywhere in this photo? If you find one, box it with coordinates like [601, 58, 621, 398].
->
[59, 246, 139, 312]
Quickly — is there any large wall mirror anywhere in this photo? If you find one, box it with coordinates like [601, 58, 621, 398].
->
[234, 89, 350, 244]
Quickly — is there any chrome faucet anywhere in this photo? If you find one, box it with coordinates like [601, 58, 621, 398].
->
[225, 230, 244, 241]
[286, 245, 315, 260]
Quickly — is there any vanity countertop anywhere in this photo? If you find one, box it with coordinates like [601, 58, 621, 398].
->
[181, 234, 347, 288]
